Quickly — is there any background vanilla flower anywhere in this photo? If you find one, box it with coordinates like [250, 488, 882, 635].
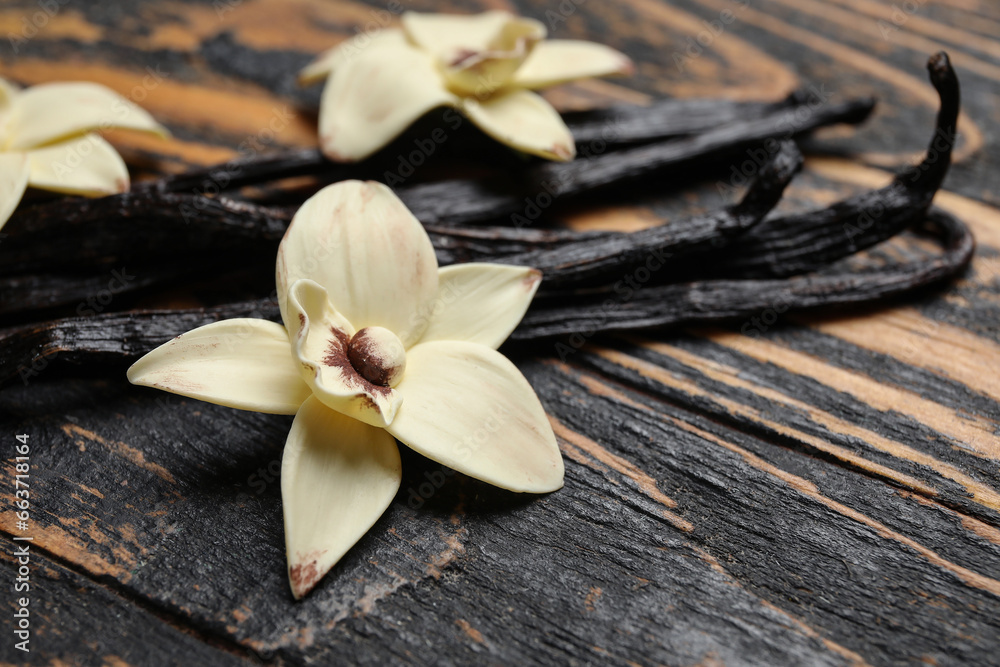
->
[127, 180, 564, 599]
[0, 76, 168, 230]
[300, 10, 634, 163]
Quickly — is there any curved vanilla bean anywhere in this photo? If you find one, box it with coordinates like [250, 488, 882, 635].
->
[0, 207, 972, 384]
[396, 96, 874, 225]
[0, 142, 799, 315]
[495, 140, 803, 288]
[153, 92, 821, 195]
[428, 139, 802, 269]
[1, 93, 872, 276]
[430, 54, 957, 281]
[510, 207, 973, 339]
[690, 52, 959, 280]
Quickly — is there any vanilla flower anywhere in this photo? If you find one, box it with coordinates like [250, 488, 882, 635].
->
[0, 76, 168, 230]
[300, 10, 633, 163]
[128, 180, 564, 599]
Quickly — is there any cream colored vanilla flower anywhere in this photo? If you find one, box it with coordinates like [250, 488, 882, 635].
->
[300, 10, 633, 163]
[128, 179, 563, 599]
[0, 76, 168, 230]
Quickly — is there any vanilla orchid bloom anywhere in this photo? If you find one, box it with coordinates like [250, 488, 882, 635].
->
[300, 10, 634, 163]
[128, 180, 564, 599]
[0, 76, 168, 230]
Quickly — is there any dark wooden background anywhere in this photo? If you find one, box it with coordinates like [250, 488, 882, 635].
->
[2, 0, 999, 664]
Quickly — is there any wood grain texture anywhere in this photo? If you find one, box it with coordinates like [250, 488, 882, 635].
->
[1, 0, 999, 665]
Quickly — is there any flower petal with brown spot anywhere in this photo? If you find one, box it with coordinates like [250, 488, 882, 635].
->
[128, 179, 562, 600]
[301, 10, 633, 163]
[287, 279, 403, 428]
[282, 396, 402, 599]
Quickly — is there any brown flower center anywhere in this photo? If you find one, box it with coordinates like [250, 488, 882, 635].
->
[346, 326, 406, 387]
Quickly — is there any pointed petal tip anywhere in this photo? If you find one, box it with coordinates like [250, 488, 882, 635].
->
[125, 360, 143, 386]
[619, 54, 637, 77]
[387, 341, 565, 492]
[149, 122, 172, 140]
[281, 398, 402, 600]
[289, 551, 328, 599]
[123, 319, 311, 415]
[525, 267, 543, 290]
[320, 133, 362, 163]
[298, 66, 329, 87]
[462, 89, 575, 162]
[551, 141, 575, 161]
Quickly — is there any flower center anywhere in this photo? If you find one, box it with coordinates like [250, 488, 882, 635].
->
[346, 326, 406, 387]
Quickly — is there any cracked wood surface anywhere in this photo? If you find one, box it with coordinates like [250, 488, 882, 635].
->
[1, 0, 999, 665]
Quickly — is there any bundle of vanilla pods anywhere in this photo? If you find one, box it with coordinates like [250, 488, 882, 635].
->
[0, 53, 973, 383]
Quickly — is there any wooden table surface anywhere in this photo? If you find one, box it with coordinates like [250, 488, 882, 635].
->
[2, 0, 999, 665]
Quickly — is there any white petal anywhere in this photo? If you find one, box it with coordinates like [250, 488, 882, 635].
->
[0, 152, 29, 231]
[416, 263, 541, 349]
[462, 89, 575, 161]
[282, 396, 401, 599]
[402, 11, 545, 60]
[276, 180, 439, 348]
[298, 29, 408, 85]
[436, 18, 546, 97]
[25, 134, 130, 196]
[386, 340, 564, 493]
[4, 81, 168, 151]
[286, 279, 402, 428]
[127, 318, 311, 415]
[512, 40, 635, 89]
[317, 38, 457, 162]
[0, 76, 19, 109]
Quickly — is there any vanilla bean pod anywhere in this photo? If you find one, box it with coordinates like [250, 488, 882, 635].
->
[0, 251, 276, 318]
[2, 90, 874, 271]
[510, 207, 974, 340]
[1, 192, 290, 275]
[396, 95, 873, 226]
[1, 142, 799, 316]
[428, 139, 802, 269]
[430, 54, 957, 282]
[0, 266, 188, 316]
[0, 300, 278, 385]
[685, 52, 958, 280]
[426, 224, 594, 266]
[487, 140, 802, 288]
[562, 91, 815, 146]
[0, 208, 972, 384]
[152, 91, 824, 196]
